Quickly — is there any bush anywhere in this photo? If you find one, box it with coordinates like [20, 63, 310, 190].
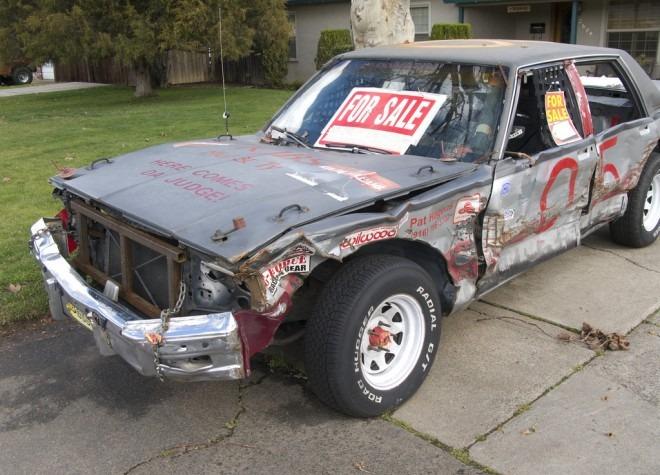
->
[315, 29, 353, 70]
[430, 24, 472, 40]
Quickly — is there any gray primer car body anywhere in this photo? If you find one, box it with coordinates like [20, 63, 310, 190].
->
[32, 40, 660, 381]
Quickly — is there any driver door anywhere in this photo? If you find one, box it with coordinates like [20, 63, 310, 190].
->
[478, 62, 598, 293]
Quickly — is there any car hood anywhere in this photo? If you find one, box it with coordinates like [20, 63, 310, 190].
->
[53, 136, 477, 263]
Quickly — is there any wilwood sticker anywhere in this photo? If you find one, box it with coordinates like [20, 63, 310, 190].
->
[340, 226, 398, 250]
[262, 244, 315, 296]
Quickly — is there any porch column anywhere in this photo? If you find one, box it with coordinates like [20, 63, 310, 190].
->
[570, 0, 578, 44]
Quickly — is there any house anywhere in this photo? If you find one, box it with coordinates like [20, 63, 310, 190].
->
[285, 0, 660, 83]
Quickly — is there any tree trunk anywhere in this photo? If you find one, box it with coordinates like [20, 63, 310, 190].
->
[351, 0, 415, 49]
[134, 62, 153, 97]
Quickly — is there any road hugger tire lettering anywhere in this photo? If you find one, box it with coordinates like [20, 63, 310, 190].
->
[304, 254, 442, 417]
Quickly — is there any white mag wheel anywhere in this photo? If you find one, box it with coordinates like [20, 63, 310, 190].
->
[359, 294, 426, 391]
[643, 171, 660, 232]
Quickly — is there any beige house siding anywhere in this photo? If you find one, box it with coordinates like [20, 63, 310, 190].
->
[286, 3, 352, 83]
[285, 1, 655, 83]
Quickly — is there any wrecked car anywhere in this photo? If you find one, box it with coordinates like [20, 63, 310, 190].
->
[30, 40, 660, 417]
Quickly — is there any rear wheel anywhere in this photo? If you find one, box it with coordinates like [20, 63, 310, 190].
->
[304, 254, 442, 417]
[610, 152, 660, 248]
[12, 66, 33, 85]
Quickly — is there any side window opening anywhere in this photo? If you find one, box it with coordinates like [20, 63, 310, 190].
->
[575, 61, 643, 134]
[506, 64, 584, 156]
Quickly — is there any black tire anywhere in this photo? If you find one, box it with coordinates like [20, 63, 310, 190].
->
[304, 254, 442, 417]
[12, 66, 33, 85]
[610, 152, 660, 248]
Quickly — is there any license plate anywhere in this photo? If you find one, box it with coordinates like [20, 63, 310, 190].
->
[65, 302, 93, 331]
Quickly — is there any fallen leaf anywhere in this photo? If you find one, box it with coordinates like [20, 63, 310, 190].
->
[2, 176, 10, 183]
[64, 156, 74, 161]
[8, 283, 22, 294]
[601, 395, 608, 401]
[354, 462, 371, 473]
[521, 426, 536, 435]
[557, 331, 573, 342]
[606, 432, 614, 437]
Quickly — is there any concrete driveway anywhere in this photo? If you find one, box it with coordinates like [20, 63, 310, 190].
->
[1, 228, 659, 474]
[0, 81, 108, 97]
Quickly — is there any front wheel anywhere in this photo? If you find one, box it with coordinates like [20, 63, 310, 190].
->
[304, 254, 442, 417]
[610, 152, 660, 248]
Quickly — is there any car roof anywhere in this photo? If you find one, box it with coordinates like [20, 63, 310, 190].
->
[341, 40, 619, 69]
[340, 39, 660, 113]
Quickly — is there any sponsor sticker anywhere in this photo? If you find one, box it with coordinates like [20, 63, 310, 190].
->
[65, 302, 93, 331]
[504, 208, 515, 221]
[500, 182, 511, 196]
[340, 226, 398, 250]
[319, 164, 400, 192]
[315, 87, 447, 155]
[544, 91, 581, 146]
[453, 194, 482, 223]
[262, 244, 315, 297]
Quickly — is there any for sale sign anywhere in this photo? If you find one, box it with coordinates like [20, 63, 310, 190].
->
[545, 91, 581, 146]
[315, 87, 447, 155]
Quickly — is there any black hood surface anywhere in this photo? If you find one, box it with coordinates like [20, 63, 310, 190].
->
[54, 136, 477, 262]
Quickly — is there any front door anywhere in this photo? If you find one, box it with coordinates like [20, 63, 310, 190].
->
[478, 62, 598, 292]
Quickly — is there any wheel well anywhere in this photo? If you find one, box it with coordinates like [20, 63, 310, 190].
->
[301, 239, 456, 317]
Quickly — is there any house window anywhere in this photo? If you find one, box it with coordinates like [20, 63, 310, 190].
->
[288, 12, 297, 60]
[410, 4, 430, 41]
[607, 0, 660, 78]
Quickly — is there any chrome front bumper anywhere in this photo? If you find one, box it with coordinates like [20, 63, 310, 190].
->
[29, 218, 245, 382]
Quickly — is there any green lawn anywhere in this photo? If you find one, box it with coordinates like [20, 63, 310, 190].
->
[0, 84, 292, 325]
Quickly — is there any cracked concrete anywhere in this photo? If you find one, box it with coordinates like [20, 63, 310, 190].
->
[470, 320, 660, 474]
[0, 321, 480, 475]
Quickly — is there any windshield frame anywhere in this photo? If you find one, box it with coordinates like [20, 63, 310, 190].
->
[263, 57, 513, 163]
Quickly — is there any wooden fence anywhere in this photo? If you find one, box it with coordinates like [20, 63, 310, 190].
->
[55, 50, 210, 86]
[54, 50, 270, 86]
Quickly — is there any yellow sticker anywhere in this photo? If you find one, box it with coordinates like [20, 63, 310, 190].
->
[544, 91, 581, 146]
[65, 302, 93, 331]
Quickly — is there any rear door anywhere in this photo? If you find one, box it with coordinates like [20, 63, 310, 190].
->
[575, 58, 659, 228]
[479, 61, 598, 292]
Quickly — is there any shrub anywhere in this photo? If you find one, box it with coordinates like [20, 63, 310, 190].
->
[315, 29, 353, 70]
[430, 23, 472, 40]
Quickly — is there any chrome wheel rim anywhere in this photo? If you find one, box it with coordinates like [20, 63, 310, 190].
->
[643, 171, 660, 232]
[15, 71, 29, 84]
[359, 294, 425, 391]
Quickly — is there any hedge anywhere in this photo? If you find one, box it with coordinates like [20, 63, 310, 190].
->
[430, 23, 472, 40]
[315, 29, 353, 70]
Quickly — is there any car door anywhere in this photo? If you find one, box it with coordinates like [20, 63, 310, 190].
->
[478, 61, 599, 293]
[575, 58, 659, 228]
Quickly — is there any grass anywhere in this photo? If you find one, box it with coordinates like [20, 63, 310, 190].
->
[0, 84, 292, 325]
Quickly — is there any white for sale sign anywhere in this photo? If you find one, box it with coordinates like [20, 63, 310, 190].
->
[314, 87, 447, 155]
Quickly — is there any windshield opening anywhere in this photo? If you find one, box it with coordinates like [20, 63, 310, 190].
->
[268, 59, 508, 162]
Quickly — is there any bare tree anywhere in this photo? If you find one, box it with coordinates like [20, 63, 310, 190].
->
[351, 0, 415, 49]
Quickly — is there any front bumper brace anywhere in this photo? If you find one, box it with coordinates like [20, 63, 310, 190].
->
[29, 218, 245, 382]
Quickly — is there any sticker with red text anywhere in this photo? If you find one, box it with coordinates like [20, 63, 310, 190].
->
[262, 244, 314, 297]
[319, 164, 400, 192]
[315, 87, 447, 155]
[453, 194, 482, 223]
[545, 91, 581, 146]
[340, 225, 398, 250]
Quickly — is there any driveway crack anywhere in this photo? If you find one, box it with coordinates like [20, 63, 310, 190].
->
[123, 373, 269, 474]
[582, 244, 660, 275]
